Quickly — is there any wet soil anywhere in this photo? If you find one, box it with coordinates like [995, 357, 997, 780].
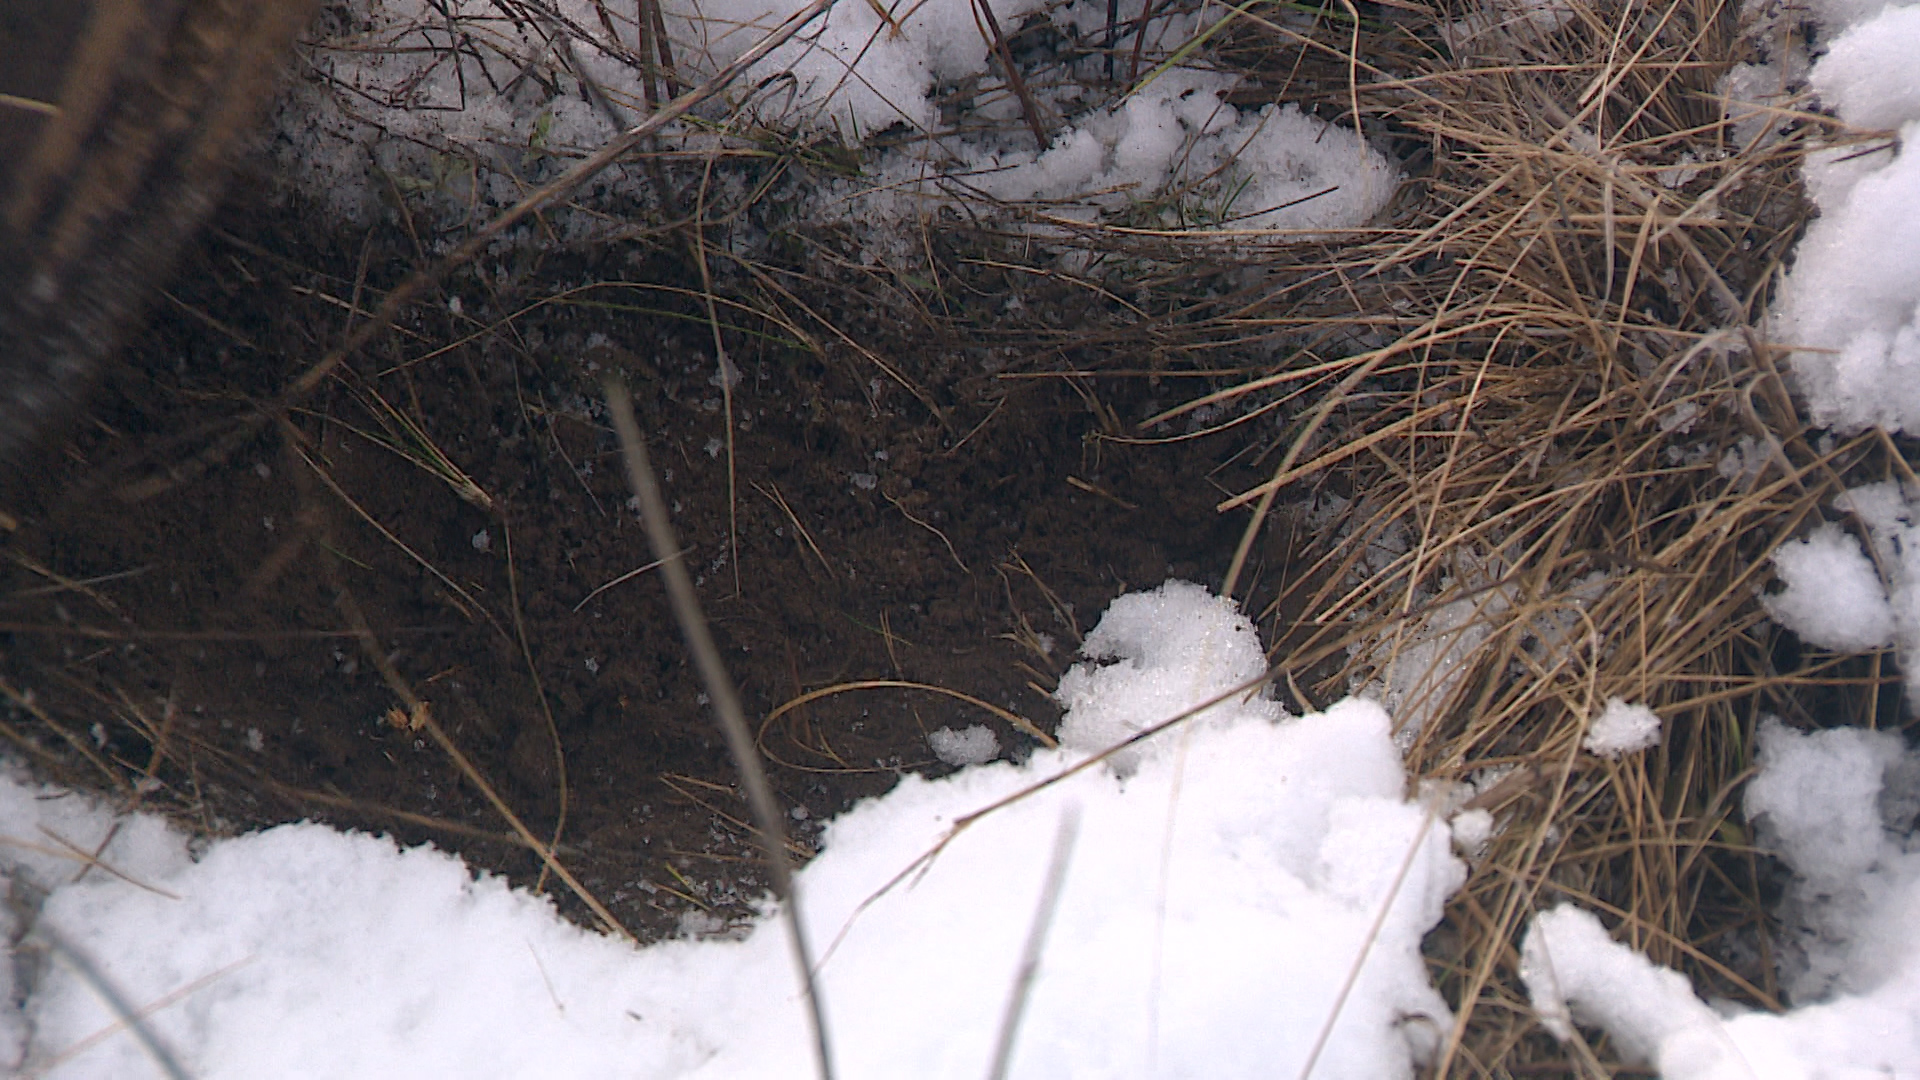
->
[0, 175, 1297, 939]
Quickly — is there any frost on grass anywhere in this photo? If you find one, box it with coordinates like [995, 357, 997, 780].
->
[4, 585, 1473, 1079]
[1443, 0, 1577, 55]
[1771, 2, 1920, 433]
[1522, 719, 1920, 1078]
[1581, 698, 1661, 759]
[1369, 589, 1501, 742]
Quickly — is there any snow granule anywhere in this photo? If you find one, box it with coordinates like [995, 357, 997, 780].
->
[927, 724, 999, 766]
[1582, 698, 1661, 759]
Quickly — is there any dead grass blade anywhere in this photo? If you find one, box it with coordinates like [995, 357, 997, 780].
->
[764, 678, 1057, 749]
[604, 374, 836, 1080]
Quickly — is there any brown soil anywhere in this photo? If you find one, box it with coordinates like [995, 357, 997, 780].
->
[0, 173, 1295, 938]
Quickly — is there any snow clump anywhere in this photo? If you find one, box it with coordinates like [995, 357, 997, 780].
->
[1521, 718, 1920, 1078]
[1763, 521, 1896, 652]
[927, 724, 999, 766]
[1763, 482, 1920, 700]
[1581, 698, 1661, 759]
[955, 68, 1401, 234]
[1771, 2, 1920, 433]
[1052, 578, 1283, 770]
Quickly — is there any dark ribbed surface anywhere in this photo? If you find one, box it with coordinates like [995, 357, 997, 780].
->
[0, 0, 314, 466]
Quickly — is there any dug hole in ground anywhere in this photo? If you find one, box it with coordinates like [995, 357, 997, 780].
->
[5, 0, 1920, 1074]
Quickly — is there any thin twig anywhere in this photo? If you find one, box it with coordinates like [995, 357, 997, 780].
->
[603, 374, 836, 1080]
[27, 921, 195, 1080]
[986, 803, 1081, 1080]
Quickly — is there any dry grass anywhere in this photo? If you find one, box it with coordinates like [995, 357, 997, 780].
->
[770, 0, 1907, 1070]
[1037, 0, 1901, 1072]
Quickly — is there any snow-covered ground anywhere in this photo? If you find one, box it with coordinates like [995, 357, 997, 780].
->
[4, 583, 1470, 1078]
[4, 580, 1918, 1078]
[8, 0, 1920, 1073]
[277, 0, 1400, 234]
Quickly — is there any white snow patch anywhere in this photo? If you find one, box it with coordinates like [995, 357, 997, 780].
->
[276, 2, 1399, 238]
[1053, 579, 1282, 771]
[1582, 698, 1661, 759]
[927, 724, 999, 766]
[954, 68, 1400, 234]
[1521, 906, 1727, 1065]
[1763, 482, 1920, 700]
[1763, 521, 1896, 652]
[4, 585, 1478, 1079]
[1772, 3, 1920, 434]
[1521, 717, 1920, 1078]
[1448, 807, 1495, 861]
[1744, 718, 1920, 1004]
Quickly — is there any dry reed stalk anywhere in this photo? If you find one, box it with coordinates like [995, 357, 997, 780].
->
[1100, 1, 1873, 1071]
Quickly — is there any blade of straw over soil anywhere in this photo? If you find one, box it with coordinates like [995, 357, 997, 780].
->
[1070, 0, 1877, 1071]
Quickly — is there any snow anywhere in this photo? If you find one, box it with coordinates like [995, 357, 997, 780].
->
[1762, 521, 1896, 652]
[1582, 698, 1661, 760]
[1758, 0, 1920, 684]
[927, 723, 1000, 766]
[1522, 0, 1920, 1040]
[951, 68, 1401, 233]
[277, 0, 1399, 234]
[1470, 0, 1920, 1059]
[1744, 720, 1920, 1005]
[1522, 719, 1920, 1078]
[1370, 589, 1501, 741]
[5, 584, 1469, 1079]
[1520, 906, 1727, 1066]
[14, 0, 1920, 1070]
[669, 0, 1057, 136]
[1763, 481, 1920, 699]
[1770, 0, 1920, 433]
[1052, 579, 1280, 770]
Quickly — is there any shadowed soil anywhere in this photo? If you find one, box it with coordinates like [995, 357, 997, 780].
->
[0, 175, 1299, 937]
